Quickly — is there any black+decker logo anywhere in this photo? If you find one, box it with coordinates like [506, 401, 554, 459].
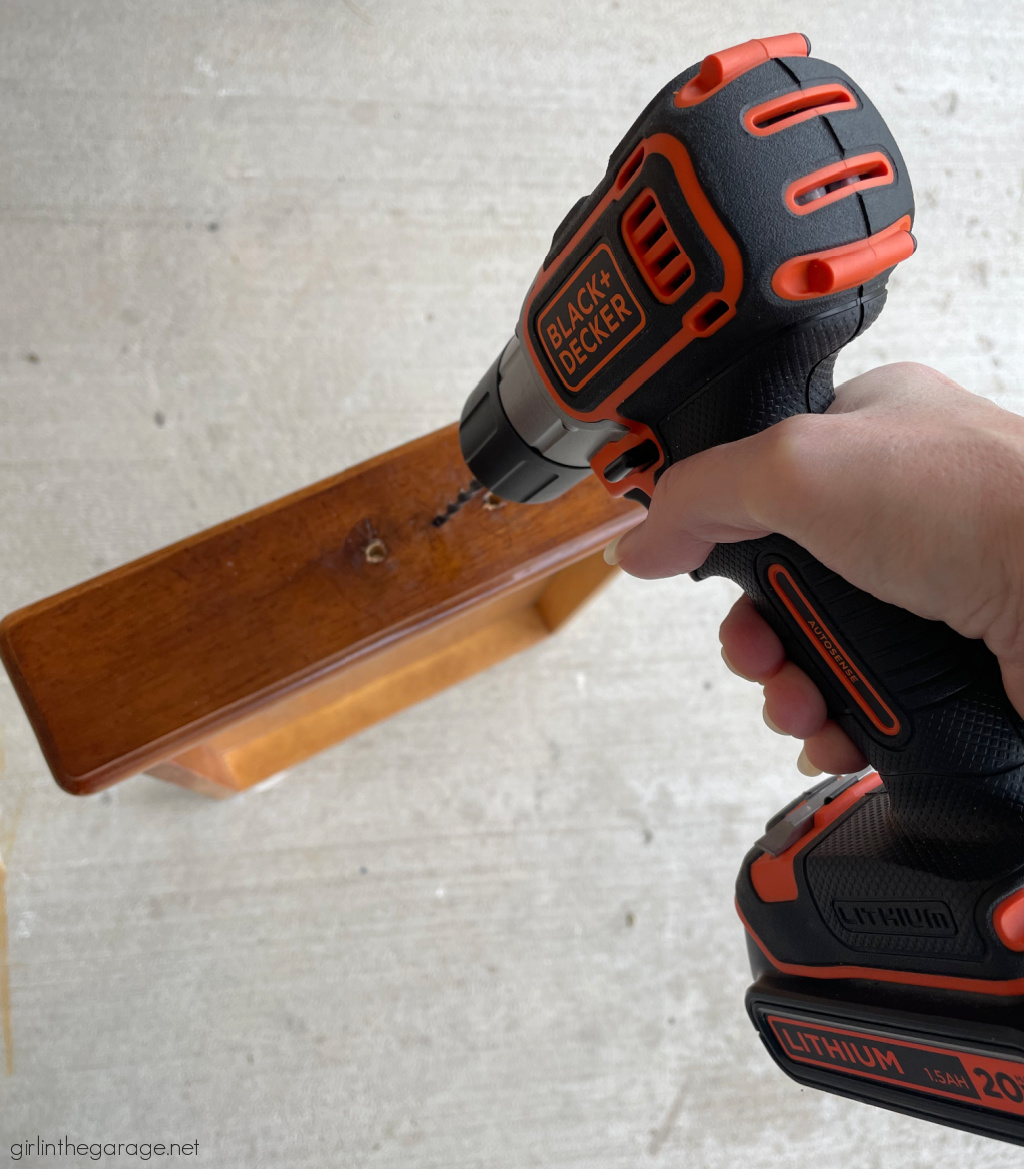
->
[537, 244, 645, 392]
[834, 899, 957, 937]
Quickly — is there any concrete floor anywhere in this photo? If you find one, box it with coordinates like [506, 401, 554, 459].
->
[2, 2, 1024, 1165]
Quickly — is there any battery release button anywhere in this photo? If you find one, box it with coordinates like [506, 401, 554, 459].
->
[993, 887, 1024, 952]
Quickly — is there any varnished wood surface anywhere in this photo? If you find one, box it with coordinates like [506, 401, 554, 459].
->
[0, 425, 638, 794]
[146, 546, 618, 795]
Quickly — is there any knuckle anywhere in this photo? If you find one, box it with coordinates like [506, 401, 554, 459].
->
[880, 360, 967, 397]
[834, 361, 967, 412]
[887, 360, 956, 387]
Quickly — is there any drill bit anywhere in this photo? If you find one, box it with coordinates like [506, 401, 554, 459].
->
[432, 479, 483, 527]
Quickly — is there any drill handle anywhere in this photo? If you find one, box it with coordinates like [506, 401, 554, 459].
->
[689, 327, 1024, 844]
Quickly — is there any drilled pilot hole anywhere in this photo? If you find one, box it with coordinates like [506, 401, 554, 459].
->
[364, 538, 388, 564]
[482, 492, 503, 511]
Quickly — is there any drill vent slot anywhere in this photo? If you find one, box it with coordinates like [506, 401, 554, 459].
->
[621, 188, 694, 303]
[744, 84, 857, 137]
[690, 297, 729, 334]
[786, 152, 895, 216]
[616, 144, 646, 190]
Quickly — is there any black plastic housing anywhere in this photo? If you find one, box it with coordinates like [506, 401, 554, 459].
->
[521, 52, 913, 447]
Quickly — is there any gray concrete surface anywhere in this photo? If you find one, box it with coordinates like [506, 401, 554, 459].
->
[2, 2, 1024, 1166]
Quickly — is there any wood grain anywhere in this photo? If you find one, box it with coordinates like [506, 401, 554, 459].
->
[0, 424, 640, 795]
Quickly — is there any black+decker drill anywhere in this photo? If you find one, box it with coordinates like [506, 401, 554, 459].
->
[456, 33, 1024, 1147]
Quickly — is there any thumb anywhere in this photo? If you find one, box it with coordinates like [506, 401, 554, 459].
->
[607, 419, 807, 579]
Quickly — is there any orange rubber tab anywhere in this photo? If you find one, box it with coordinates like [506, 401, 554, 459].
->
[772, 215, 914, 300]
[750, 773, 883, 903]
[994, 887, 1024, 952]
[785, 152, 894, 216]
[674, 33, 810, 108]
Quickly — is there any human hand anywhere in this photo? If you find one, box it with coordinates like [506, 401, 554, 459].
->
[605, 363, 1024, 776]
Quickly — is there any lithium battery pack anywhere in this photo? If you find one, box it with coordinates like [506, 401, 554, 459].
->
[747, 962, 1024, 1144]
[739, 770, 1024, 1145]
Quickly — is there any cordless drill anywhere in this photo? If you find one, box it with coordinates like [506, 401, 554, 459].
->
[458, 34, 1024, 1146]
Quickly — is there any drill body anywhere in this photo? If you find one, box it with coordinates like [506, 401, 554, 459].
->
[459, 35, 1024, 1145]
[460, 33, 912, 509]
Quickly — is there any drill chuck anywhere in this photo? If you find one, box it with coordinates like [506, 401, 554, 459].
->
[459, 335, 624, 503]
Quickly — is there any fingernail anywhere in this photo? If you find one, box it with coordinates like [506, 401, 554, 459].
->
[762, 707, 787, 735]
[721, 647, 751, 680]
[797, 747, 823, 777]
[603, 535, 623, 566]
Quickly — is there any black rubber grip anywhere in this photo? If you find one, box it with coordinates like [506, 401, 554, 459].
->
[688, 317, 1024, 845]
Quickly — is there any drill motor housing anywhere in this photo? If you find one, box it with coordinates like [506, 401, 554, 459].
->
[459, 32, 913, 509]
